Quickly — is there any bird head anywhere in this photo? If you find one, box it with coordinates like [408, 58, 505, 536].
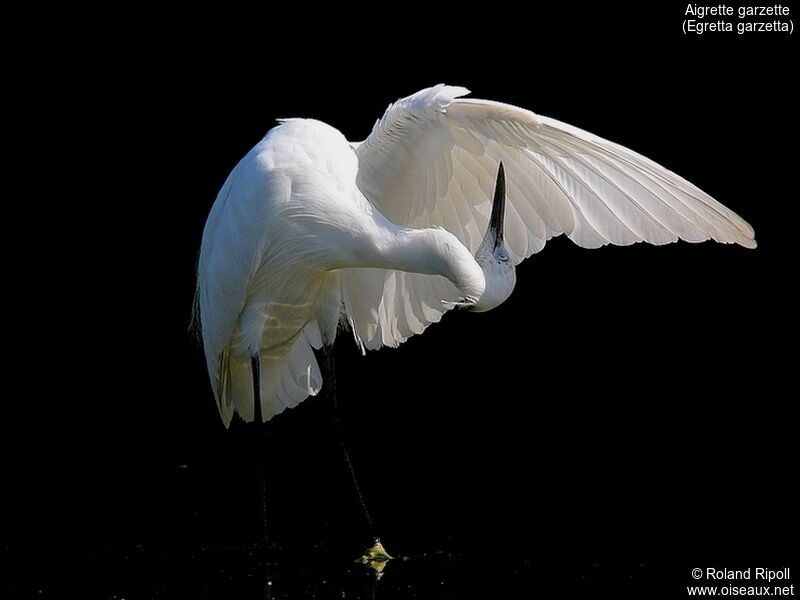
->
[471, 162, 517, 312]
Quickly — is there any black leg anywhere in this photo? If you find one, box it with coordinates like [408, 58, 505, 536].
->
[251, 353, 273, 598]
[252, 354, 262, 424]
[251, 354, 269, 549]
[323, 344, 378, 542]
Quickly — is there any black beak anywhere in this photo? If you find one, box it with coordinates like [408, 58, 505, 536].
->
[488, 162, 506, 250]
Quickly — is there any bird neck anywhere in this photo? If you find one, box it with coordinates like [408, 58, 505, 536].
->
[369, 225, 487, 302]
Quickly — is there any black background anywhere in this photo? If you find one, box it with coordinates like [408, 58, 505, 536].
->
[5, 3, 798, 598]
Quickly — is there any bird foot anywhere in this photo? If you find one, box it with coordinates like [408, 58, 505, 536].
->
[359, 538, 393, 578]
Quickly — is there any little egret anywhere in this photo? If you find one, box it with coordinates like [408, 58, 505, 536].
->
[197, 84, 754, 426]
[195, 84, 755, 549]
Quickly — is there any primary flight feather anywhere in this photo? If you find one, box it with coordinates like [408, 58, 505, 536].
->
[197, 84, 755, 426]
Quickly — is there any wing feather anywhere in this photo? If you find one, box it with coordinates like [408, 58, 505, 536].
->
[345, 85, 755, 350]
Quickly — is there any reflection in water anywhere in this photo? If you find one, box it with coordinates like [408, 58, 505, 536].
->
[252, 542, 449, 599]
[4, 539, 664, 598]
[5, 539, 455, 599]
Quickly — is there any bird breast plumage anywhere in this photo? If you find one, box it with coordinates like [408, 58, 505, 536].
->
[233, 120, 367, 358]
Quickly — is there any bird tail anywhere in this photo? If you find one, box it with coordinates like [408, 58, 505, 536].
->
[215, 326, 323, 427]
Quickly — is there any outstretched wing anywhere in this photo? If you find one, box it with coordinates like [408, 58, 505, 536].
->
[342, 84, 755, 350]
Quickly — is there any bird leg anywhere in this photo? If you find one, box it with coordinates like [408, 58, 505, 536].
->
[252, 354, 262, 424]
[251, 354, 269, 552]
[251, 355, 276, 600]
[322, 345, 384, 555]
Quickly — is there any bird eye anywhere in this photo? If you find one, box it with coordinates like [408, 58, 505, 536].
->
[496, 249, 510, 263]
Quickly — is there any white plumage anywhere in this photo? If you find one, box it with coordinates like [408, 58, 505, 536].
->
[197, 85, 755, 426]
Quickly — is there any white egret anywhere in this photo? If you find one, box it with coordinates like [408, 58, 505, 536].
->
[196, 84, 755, 427]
